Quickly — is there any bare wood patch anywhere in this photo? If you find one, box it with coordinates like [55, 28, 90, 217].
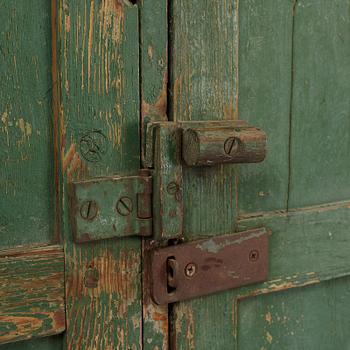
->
[0, 245, 65, 345]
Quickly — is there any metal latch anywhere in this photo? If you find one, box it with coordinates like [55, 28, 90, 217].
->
[151, 227, 269, 304]
[70, 120, 267, 242]
[69, 119, 269, 302]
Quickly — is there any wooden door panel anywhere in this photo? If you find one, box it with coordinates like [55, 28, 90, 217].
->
[0, 1, 64, 347]
[238, 276, 350, 350]
[56, 0, 142, 348]
[168, 0, 350, 349]
[238, 0, 293, 214]
[0, 1, 55, 248]
[169, 0, 239, 348]
[289, 0, 350, 208]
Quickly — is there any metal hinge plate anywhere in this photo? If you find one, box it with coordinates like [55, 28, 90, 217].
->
[151, 227, 269, 304]
[70, 172, 152, 243]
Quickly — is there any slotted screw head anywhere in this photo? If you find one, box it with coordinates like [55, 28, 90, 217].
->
[167, 182, 179, 195]
[184, 263, 197, 278]
[249, 250, 259, 262]
[80, 200, 98, 221]
[224, 137, 239, 155]
[116, 197, 133, 216]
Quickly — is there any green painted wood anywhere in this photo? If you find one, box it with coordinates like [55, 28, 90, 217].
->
[0, 1, 64, 348]
[56, 0, 142, 348]
[237, 202, 350, 296]
[139, 1, 170, 348]
[0, 245, 65, 345]
[2, 335, 62, 350]
[171, 202, 350, 349]
[288, 0, 350, 208]
[235, 202, 350, 350]
[169, 0, 350, 349]
[0, 0, 55, 248]
[238, 276, 350, 350]
[169, 0, 239, 348]
[238, 0, 293, 214]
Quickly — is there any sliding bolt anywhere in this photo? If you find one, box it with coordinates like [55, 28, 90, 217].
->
[224, 137, 239, 155]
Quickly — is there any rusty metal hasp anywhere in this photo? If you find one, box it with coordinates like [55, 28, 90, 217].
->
[150, 227, 269, 304]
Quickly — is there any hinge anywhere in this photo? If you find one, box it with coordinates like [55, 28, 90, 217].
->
[69, 170, 152, 243]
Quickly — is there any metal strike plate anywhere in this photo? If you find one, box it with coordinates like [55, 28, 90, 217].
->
[70, 173, 152, 243]
[151, 227, 269, 304]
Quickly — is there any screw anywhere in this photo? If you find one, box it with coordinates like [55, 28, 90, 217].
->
[167, 182, 179, 195]
[80, 200, 98, 221]
[84, 267, 99, 288]
[224, 137, 239, 155]
[249, 250, 259, 262]
[116, 197, 133, 216]
[184, 263, 197, 278]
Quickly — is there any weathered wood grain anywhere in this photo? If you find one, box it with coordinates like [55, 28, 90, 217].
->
[182, 124, 266, 166]
[235, 201, 350, 349]
[0, 0, 55, 249]
[238, 276, 350, 349]
[56, 1, 142, 348]
[0, 245, 65, 345]
[169, 0, 239, 348]
[139, 1, 170, 348]
[238, 0, 294, 214]
[288, 0, 350, 208]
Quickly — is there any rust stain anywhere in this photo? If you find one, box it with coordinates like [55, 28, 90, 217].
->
[53, 308, 66, 331]
[142, 73, 168, 119]
[174, 303, 195, 349]
[62, 143, 86, 182]
[265, 311, 272, 324]
[147, 45, 154, 60]
[266, 331, 273, 344]
[88, 0, 95, 92]
[68, 248, 140, 317]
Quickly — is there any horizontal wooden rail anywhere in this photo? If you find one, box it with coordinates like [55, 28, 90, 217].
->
[0, 244, 65, 345]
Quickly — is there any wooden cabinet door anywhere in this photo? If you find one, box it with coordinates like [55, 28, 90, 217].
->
[1, 1, 143, 348]
[2, 1, 350, 349]
[168, 1, 350, 349]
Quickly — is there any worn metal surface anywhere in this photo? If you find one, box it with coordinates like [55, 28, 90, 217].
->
[151, 122, 184, 240]
[151, 227, 269, 304]
[182, 123, 267, 166]
[70, 174, 152, 243]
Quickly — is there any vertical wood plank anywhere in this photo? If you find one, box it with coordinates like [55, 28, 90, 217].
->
[288, 0, 350, 208]
[139, 1, 169, 349]
[56, 0, 142, 348]
[238, 0, 294, 214]
[169, 0, 239, 348]
[0, 0, 55, 249]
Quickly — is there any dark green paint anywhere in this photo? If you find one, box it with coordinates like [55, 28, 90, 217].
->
[0, 1, 55, 248]
[288, 0, 350, 208]
[170, 0, 239, 348]
[238, 276, 350, 350]
[57, 0, 142, 348]
[238, 0, 293, 214]
[0, 1, 64, 348]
